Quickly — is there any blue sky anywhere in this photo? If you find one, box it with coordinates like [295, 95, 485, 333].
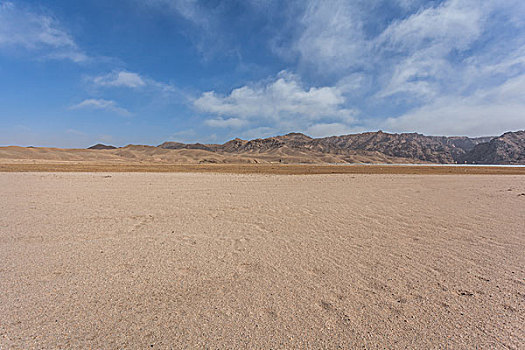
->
[1, 0, 524, 147]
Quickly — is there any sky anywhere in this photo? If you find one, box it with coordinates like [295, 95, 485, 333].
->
[1, 0, 524, 147]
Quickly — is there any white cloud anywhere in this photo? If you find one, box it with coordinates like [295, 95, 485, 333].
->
[93, 71, 146, 88]
[90, 70, 177, 95]
[195, 71, 357, 128]
[286, 0, 524, 92]
[70, 99, 131, 116]
[292, 0, 367, 72]
[384, 74, 525, 136]
[372, 0, 525, 132]
[376, 48, 450, 100]
[0, 1, 87, 62]
[372, 0, 491, 100]
[377, 0, 483, 53]
[291, 0, 490, 74]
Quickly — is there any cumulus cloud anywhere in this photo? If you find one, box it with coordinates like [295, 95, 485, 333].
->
[195, 71, 357, 131]
[70, 99, 131, 116]
[0, 1, 87, 62]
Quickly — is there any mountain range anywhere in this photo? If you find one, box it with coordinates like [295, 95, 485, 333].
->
[157, 130, 524, 165]
[1, 130, 523, 165]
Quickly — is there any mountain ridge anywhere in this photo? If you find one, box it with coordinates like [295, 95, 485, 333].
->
[157, 130, 519, 164]
[1, 130, 523, 165]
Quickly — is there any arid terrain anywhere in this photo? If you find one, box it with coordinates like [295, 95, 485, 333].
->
[2, 0, 524, 347]
[1, 162, 525, 175]
[2, 130, 524, 165]
[1, 172, 524, 348]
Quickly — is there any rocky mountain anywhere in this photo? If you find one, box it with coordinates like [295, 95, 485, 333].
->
[43, 130, 518, 165]
[460, 131, 525, 164]
[310, 132, 493, 163]
[3, 131, 522, 165]
[157, 130, 502, 164]
[158, 133, 314, 153]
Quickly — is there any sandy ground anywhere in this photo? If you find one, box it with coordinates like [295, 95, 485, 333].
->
[0, 145, 421, 165]
[2, 162, 525, 175]
[1, 173, 524, 349]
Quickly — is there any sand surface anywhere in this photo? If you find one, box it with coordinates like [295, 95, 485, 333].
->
[1, 173, 524, 348]
[2, 162, 525, 175]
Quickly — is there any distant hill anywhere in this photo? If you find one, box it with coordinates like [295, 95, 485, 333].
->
[88, 144, 117, 150]
[1, 130, 524, 165]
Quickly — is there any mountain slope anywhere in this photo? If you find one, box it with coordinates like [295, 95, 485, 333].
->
[310, 132, 492, 163]
[461, 131, 525, 164]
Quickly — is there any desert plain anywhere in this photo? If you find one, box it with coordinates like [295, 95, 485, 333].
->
[1, 169, 524, 348]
